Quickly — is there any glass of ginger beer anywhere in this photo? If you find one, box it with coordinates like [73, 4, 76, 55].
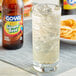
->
[32, 3, 61, 72]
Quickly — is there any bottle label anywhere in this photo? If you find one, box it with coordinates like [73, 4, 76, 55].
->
[64, 0, 76, 10]
[4, 15, 23, 41]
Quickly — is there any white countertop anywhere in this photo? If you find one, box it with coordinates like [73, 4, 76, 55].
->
[0, 61, 35, 76]
[0, 20, 76, 76]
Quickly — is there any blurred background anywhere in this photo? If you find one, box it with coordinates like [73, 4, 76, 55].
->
[0, 0, 32, 19]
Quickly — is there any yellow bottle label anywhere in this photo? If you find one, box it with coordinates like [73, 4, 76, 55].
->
[4, 21, 21, 37]
[4, 15, 23, 37]
[3, 15, 23, 42]
[64, 0, 76, 10]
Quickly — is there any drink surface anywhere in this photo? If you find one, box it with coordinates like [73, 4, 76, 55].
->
[2, 0, 24, 49]
[32, 4, 61, 64]
[33, 0, 59, 5]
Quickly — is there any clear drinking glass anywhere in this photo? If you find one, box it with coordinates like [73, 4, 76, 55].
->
[32, 3, 61, 72]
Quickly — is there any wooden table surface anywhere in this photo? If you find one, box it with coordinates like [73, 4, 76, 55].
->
[0, 20, 76, 76]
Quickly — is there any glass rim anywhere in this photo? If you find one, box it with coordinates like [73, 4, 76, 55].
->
[32, 2, 60, 7]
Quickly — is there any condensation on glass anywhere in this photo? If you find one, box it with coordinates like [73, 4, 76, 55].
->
[32, 3, 61, 72]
